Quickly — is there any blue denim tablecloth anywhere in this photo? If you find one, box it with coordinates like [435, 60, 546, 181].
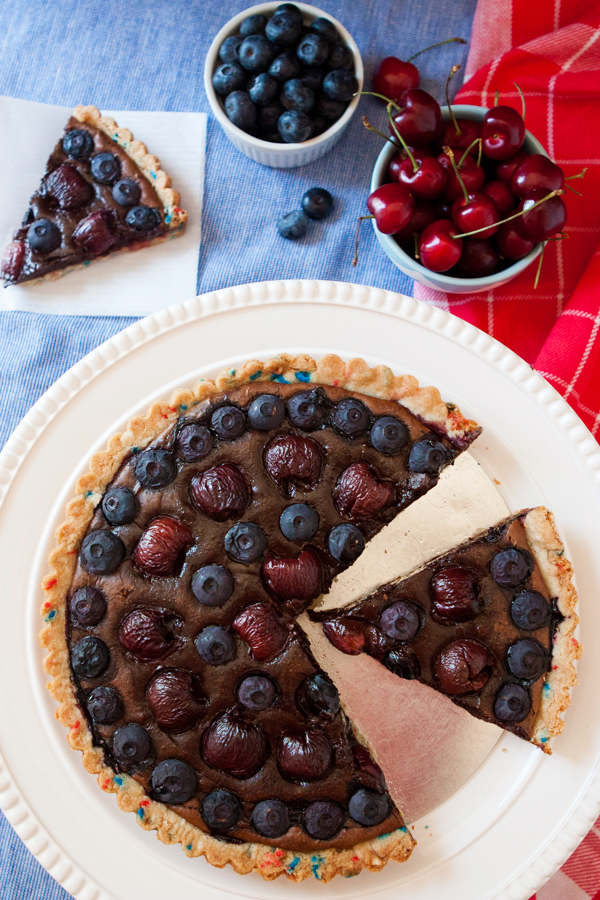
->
[0, 1, 476, 895]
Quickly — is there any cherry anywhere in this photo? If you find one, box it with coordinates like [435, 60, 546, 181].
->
[263, 433, 323, 490]
[430, 566, 482, 623]
[373, 57, 418, 105]
[397, 155, 447, 200]
[481, 106, 526, 160]
[322, 618, 365, 655]
[515, 189, 567, 241]
[452, 238, 499, 277]
[439, 153, 485, 202]
[1, 240, 25, 281]
[435, 639, 491, 695]
[73, 209, 117, 255]
[390, 88, 442, 147]
[418, 219, 463, 272]
[511, 154, 565, 197]
[277, 727, 333, 782]
[442, 118, 481, 156]
[190, 463, 249, 521]
[483, 179, 516, 216]
[394, 202, 437, 241]
[388, 149, 434, 184]
[495, 149, 528, 185]
[262, 549, 322, 613]
[334, 461, 394, 519]
[202, 712, 268, 778]
[232, 602, 289, 661]
[134, 516, 193, 576]
[119, 608, 180, 661]
[366, 183, 415, 234]
[496, 221, 535, 260]
[452, 192, 500, 239]
[147, 668, 205, 733]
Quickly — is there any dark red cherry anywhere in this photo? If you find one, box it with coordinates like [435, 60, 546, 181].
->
[1, 240, 25, 281]
[146, 668, 205, 733]
[496, 221, 535, 260]
[232, 602, 289, 661]
[390, 88, 442, 147]
[373, 56, 419, 104]
[134, 516, 193, 576]
[495, 149, 528, 184]
[322, 618, 365, 655]
[398, 156, 447, 200]
[441, 118, 481, 155]
[483, 179, 516, 216]
[430, 566, 482, 623]
[394, 202, 437, 241]
[262, 549, 322, 613]
[388, 149, 433, 184]
[334, 461, 394, 519]
[190, 463, 249, 521]
[119, 608, 180, 661]
[511, 154, 565, 197]
[73, 209, 117, 255]
[367, 183, 415, 234]
[418, 219, 463, 272]
[452, 238, 499, 277]
[277, 727, 333, 782]
[45, 163, 93, 210]
[435, 639, 490, 695]
[515, 189, 567, 241]
[439, 153, 485, 202]
[263, 433, 323, 490]
[481, 106, 526, 160]
[452, 192, 500, 239]
[201, 713, 268, 778]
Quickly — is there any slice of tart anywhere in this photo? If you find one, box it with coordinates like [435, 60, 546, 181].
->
[2, 105, 187, 286]
[315, 508, 580, 751]
[40, 353, 480, 882]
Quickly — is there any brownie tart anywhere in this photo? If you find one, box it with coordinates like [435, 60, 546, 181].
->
[1, 105, 187, 287]
[40, 353, 481, 882]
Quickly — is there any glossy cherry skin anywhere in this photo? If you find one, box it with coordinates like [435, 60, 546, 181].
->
[388, 149, 433, 184]
[452, 238, 499, 277]
[418, 219, 463, 272]
[483, 179, 516, 216]
[515, 188, 567, 241]
[495, 149, 528, 184]
[393, 202, 437, 241]
[496, 221, 535, 260]
[441, 118, 481, 155]
[367, 183, 415, 234]
[438, 153, 485, 202]
[452, 192, 500, 239]
[481, 106, 526, 160]
[398, 156, 447, 200]
[390, 89, 442, 147]
[511, 154, 565, 197]
[373, 57, 419, 104]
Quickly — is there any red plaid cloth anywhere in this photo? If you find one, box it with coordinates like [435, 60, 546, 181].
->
[414, 0, 600, 438]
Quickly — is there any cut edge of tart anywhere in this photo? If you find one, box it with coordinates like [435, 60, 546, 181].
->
[41, 352, 482, 881]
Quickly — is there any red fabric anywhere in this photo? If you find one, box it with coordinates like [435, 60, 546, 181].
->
[413, 0, 600, 439]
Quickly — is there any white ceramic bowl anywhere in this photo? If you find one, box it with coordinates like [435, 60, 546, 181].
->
[370, 105, 547, 294]
[204, 2, 364, 168]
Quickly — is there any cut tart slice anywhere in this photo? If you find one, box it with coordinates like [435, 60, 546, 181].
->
[2, 105, 187, 286]
[40, 353, 480, 881]
[315, 508, 580, 752]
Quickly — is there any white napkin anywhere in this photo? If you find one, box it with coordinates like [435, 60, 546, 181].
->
[0, 96, 205, 316]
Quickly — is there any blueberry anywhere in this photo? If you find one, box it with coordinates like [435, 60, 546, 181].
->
[277, 209, 309, 239]
[384, 646, 421, 679]
[381, 600, 421, 641]
[202, 789, 243, 832]
[80, 530, 125, 575]
[268, 50, 301, 82]
[224, 91, 257, 131]
[211, 404, 246, 440]
[251, 799, 289, 837]
[297, 33, 329, 68]
[224, 522, 268, 564]
[301, 69, 324, 91]
[349, 789, 389, 826]
[196, 625, 236, 666]
[87, 686, 123, 724]
[328, 44, 354, 72]
[176, 423, 213, 461]
[408, 438, 450, 474]
[192, 565, 234, 607]
[371, 416, 408, 454]
[90, 152, 121, 184]
[309, 17, 338, 43]
[237, 674, 276, 710]
[280, 78, 314, 113]
[315, 95, 346, 121]
[259, 101, 285, 135]
[212, 62, 247, 96]
[102, 486, 138, 525]
[301, 187, 333, 221]
[63, 128, 94, 160]
[70, 586, 107, 626]
[112, 723, 153, 765]
[494, 683, 531, 723]
[331, 397, 368, 436]
[304, 800, 344, 839]
[300, 672, 340, 717]
[491, 548, 533, 587]
[248, 393, 286, 430]
[248, 72, 279, 106]
[71, 636, 110, 679]
[151, 758, 197, 804]
[323, 69, 358, 102]
[507, 640, 548, 680]
[125, 205, 162, 231]
[327, 523, 365, 564]
[287, 389, 328, 429]
[511, 590, 551, 631]
[280, 503, 319, 541]
[27, 219, 60, 253]
[274, 3, 303, 22]
[240, 13, 268, 37]
[218, 34, 243, 64]
[238, 34, 276, 72]
[112, 178, 141, 207]
[135, 448, 177, 488]
[266, 12, 302, 46]
[278, 108, 314, 142]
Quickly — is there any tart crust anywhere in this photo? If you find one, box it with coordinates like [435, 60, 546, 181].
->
[42, 352, 481, 881]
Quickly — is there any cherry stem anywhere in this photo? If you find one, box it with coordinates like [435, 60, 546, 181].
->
[413, 231, 420, 259]
[514, 82, 526, 120]
[445, 64, 462, 136]
[534, 242, 545, 289]
[355, 90, 402, 111]
[444, 145, 469, 202]
[458, 137, 480, 169]
[450, 189, 564, 239]
[494, 89, 500, 106]
[362, 115, 399, 150]
[407, 36, 467, 63]
[565, 182, 582, 196]
[565, 167, 587, 180]
[353, 216, 375, 267]
[387, 103, 418, 172]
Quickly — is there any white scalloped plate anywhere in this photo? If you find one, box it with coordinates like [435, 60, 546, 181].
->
[1, 280, 600, 900]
